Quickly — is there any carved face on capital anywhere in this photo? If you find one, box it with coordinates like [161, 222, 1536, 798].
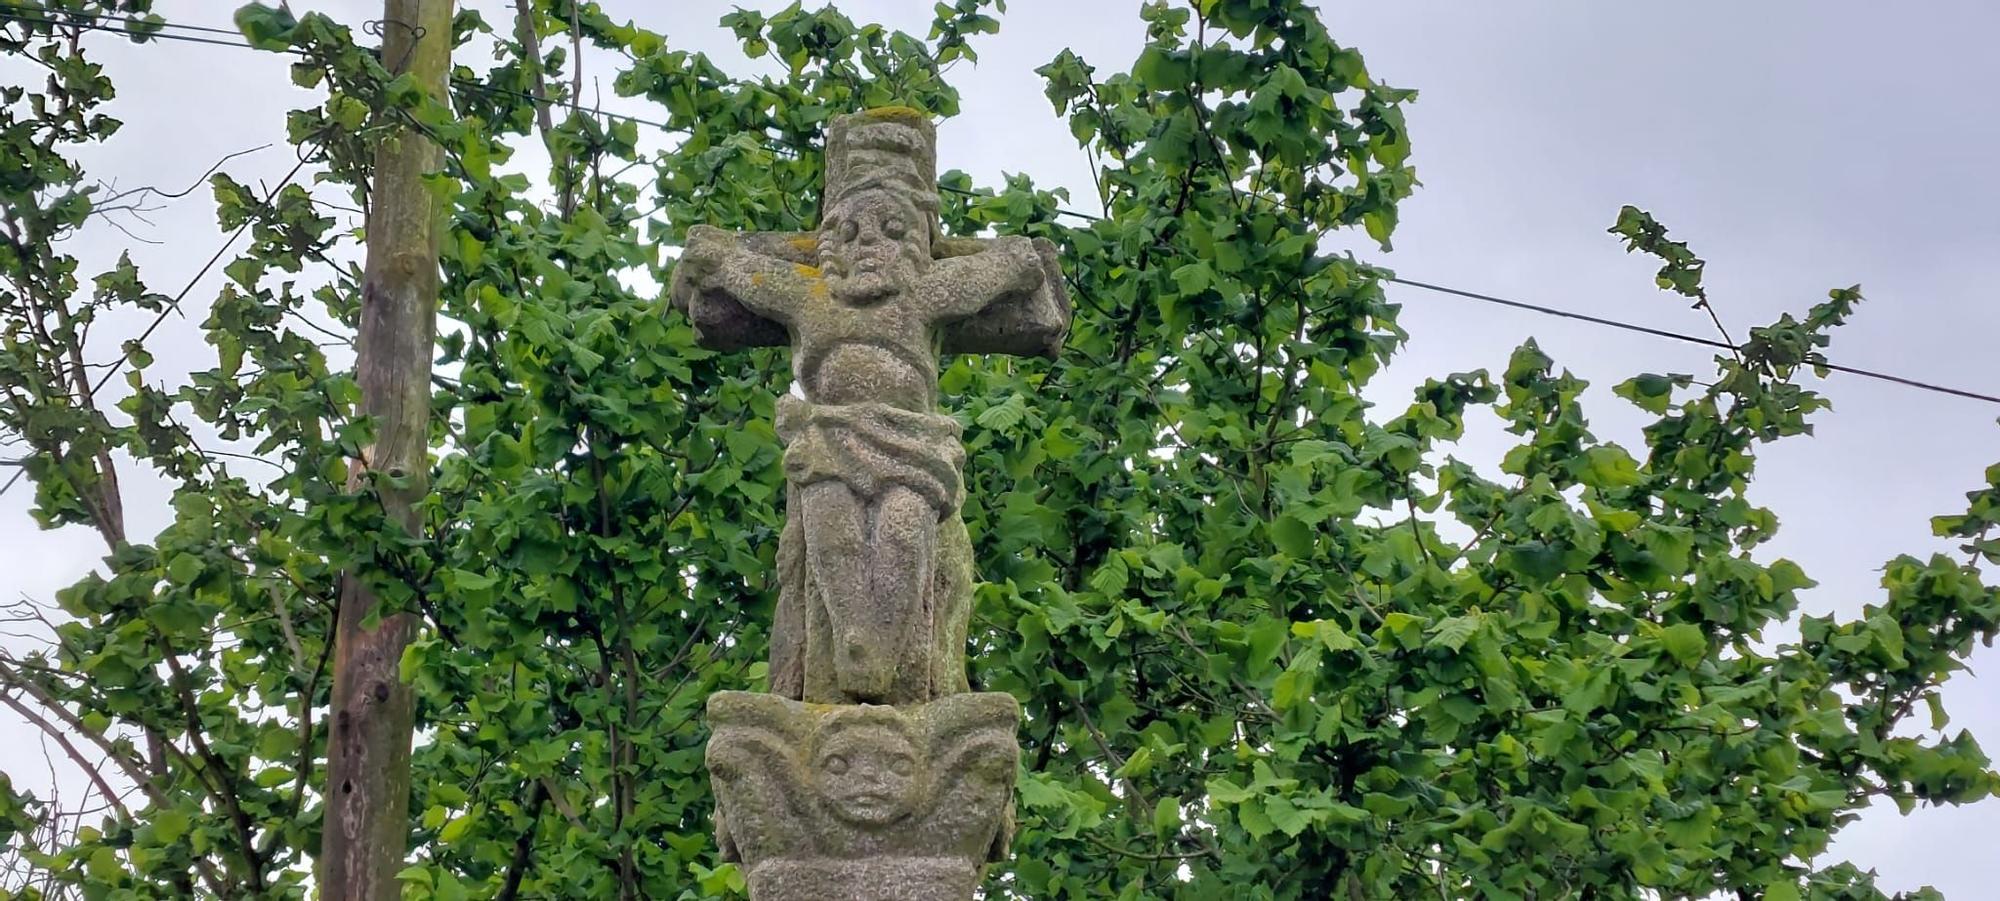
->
[812, 721, 922, 827]
[818, 191, 932, 307]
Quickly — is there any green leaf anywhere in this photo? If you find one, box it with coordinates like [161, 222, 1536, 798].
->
[233, 3, 298, 50]
[166, 553, 203, 586]
[1206, 777, 1252, 805]
[152, 809, 190, 845]
[1660, 623, 1707, 667]
[1271, 514, 1315, 557]
[1581, 446, 1646, 488]
[1236, 798, 1276, 839]
[1380, 612, 1428, 650]
[1294, 619, 1358, 653]
[1264, 795, 1315, 837]
[1427, 614, 1480, 653]
[439, 811, 477, 843]
[1614, 373, 1680, 414]
[976, 394, 1028, 432]
[1927, 692, 1950, 732]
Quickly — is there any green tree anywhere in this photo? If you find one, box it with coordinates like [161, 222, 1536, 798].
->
[1, 1, 1995, 899]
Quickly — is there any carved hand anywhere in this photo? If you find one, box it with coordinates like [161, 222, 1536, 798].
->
[677, 224, 733, 284]
[995, 235, 1047, 293]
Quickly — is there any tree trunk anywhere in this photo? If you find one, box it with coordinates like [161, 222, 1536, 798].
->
[321, 1, 453, 897]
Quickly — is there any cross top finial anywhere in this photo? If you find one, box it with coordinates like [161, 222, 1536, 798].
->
[824, 108, 939, 229]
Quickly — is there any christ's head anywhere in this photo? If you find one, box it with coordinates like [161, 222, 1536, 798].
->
[818, 189, 933, 307]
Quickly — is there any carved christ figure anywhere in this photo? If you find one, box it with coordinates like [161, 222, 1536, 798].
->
[670, 109, 1069, 705]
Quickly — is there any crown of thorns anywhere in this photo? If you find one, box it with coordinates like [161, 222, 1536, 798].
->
[823, 108, 940, 219]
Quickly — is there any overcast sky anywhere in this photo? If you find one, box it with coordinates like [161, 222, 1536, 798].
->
[4, 0, 1997, 894]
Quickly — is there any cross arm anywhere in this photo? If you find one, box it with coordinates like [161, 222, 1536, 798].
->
[668, 225, 823, 351]
[927, 235, 1072, 360]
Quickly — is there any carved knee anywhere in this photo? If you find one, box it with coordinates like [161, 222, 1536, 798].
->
[873, 487, 936, 551]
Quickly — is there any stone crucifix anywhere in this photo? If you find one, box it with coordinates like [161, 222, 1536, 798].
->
[671, 108, 1068, 900]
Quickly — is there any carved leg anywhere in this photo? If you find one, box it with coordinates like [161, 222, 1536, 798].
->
[768, 486, 807, 699]
[802, 480, 890, 701]
[930, 517, 975, 697]
[872, 486, 937, 704]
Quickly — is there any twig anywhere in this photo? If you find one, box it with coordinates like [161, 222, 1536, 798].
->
[0, 690, 131, 823]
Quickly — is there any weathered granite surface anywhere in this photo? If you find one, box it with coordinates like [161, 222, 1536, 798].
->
[706, 692, 1020, 900]
[671, 108, 1068, 899]
[671, 108, 1069, 707]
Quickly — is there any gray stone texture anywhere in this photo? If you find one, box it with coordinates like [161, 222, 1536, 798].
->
[705, 692, 1021, 900]
[670, 108, 1069, 898]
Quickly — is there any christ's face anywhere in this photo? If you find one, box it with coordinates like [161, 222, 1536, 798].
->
[819, 192, 930, 306]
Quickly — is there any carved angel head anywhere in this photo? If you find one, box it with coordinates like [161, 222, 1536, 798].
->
[811, 709, 924, 828]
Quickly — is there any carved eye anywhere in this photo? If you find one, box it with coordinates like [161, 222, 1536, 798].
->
[882, 216, 906, 240]
[889, 755, 912, 777]
[839, 219, 859, 242]
[825, 754, 849, 776]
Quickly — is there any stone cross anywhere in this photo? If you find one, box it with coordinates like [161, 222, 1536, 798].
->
[670, 108, 1069, 900]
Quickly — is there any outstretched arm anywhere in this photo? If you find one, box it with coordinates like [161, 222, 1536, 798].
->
[670, 224, 815, 327]
[917, 235, 1048, 323]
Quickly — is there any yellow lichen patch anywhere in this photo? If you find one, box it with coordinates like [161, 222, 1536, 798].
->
[809, 279, 830, 300]
[793, 262, 823, 279]
[787, 234, 820, 254]
[750, 273, 766, 287]
[862, 105, 927, 125]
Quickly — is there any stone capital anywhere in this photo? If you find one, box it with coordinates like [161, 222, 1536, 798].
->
[705, 691, 1020, 900]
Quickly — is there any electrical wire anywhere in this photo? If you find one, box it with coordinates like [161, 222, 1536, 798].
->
[3, 4, 1996, 410]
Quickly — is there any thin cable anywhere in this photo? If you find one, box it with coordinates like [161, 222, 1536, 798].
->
[0, 153, 313, 502]
[89, 154, 312, 399]
[1386, 277, 1735, 354]
[451, 79, 684, 134]
[1, 7, 694, 135]
[1384, 277, 2000, 406]
[10, 5, 1997, 410]
[0, 3, 241, 36]
[0, 7, 271, 50]
[941, 185, 2000, 408]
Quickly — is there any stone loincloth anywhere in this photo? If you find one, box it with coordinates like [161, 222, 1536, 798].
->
[774, 395, 966, 520]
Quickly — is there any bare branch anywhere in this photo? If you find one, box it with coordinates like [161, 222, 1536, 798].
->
[0, 690, 131, 823]
[88, 144, 273, 211]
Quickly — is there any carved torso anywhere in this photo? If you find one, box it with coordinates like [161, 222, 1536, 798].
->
[790, 285, 941, 411]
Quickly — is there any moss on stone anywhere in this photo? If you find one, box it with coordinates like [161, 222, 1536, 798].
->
[861, 105, 927, 125]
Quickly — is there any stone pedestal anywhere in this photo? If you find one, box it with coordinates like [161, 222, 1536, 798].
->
[705, 691, 1019, 900]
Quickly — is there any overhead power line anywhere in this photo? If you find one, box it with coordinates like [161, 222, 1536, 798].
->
[1, 5, 259, 48]
[0, 5, 689, 132]
[1380, 278, 2000, 406]
[932, 184, 2000, 406]
[2, 5, 1996, 410]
